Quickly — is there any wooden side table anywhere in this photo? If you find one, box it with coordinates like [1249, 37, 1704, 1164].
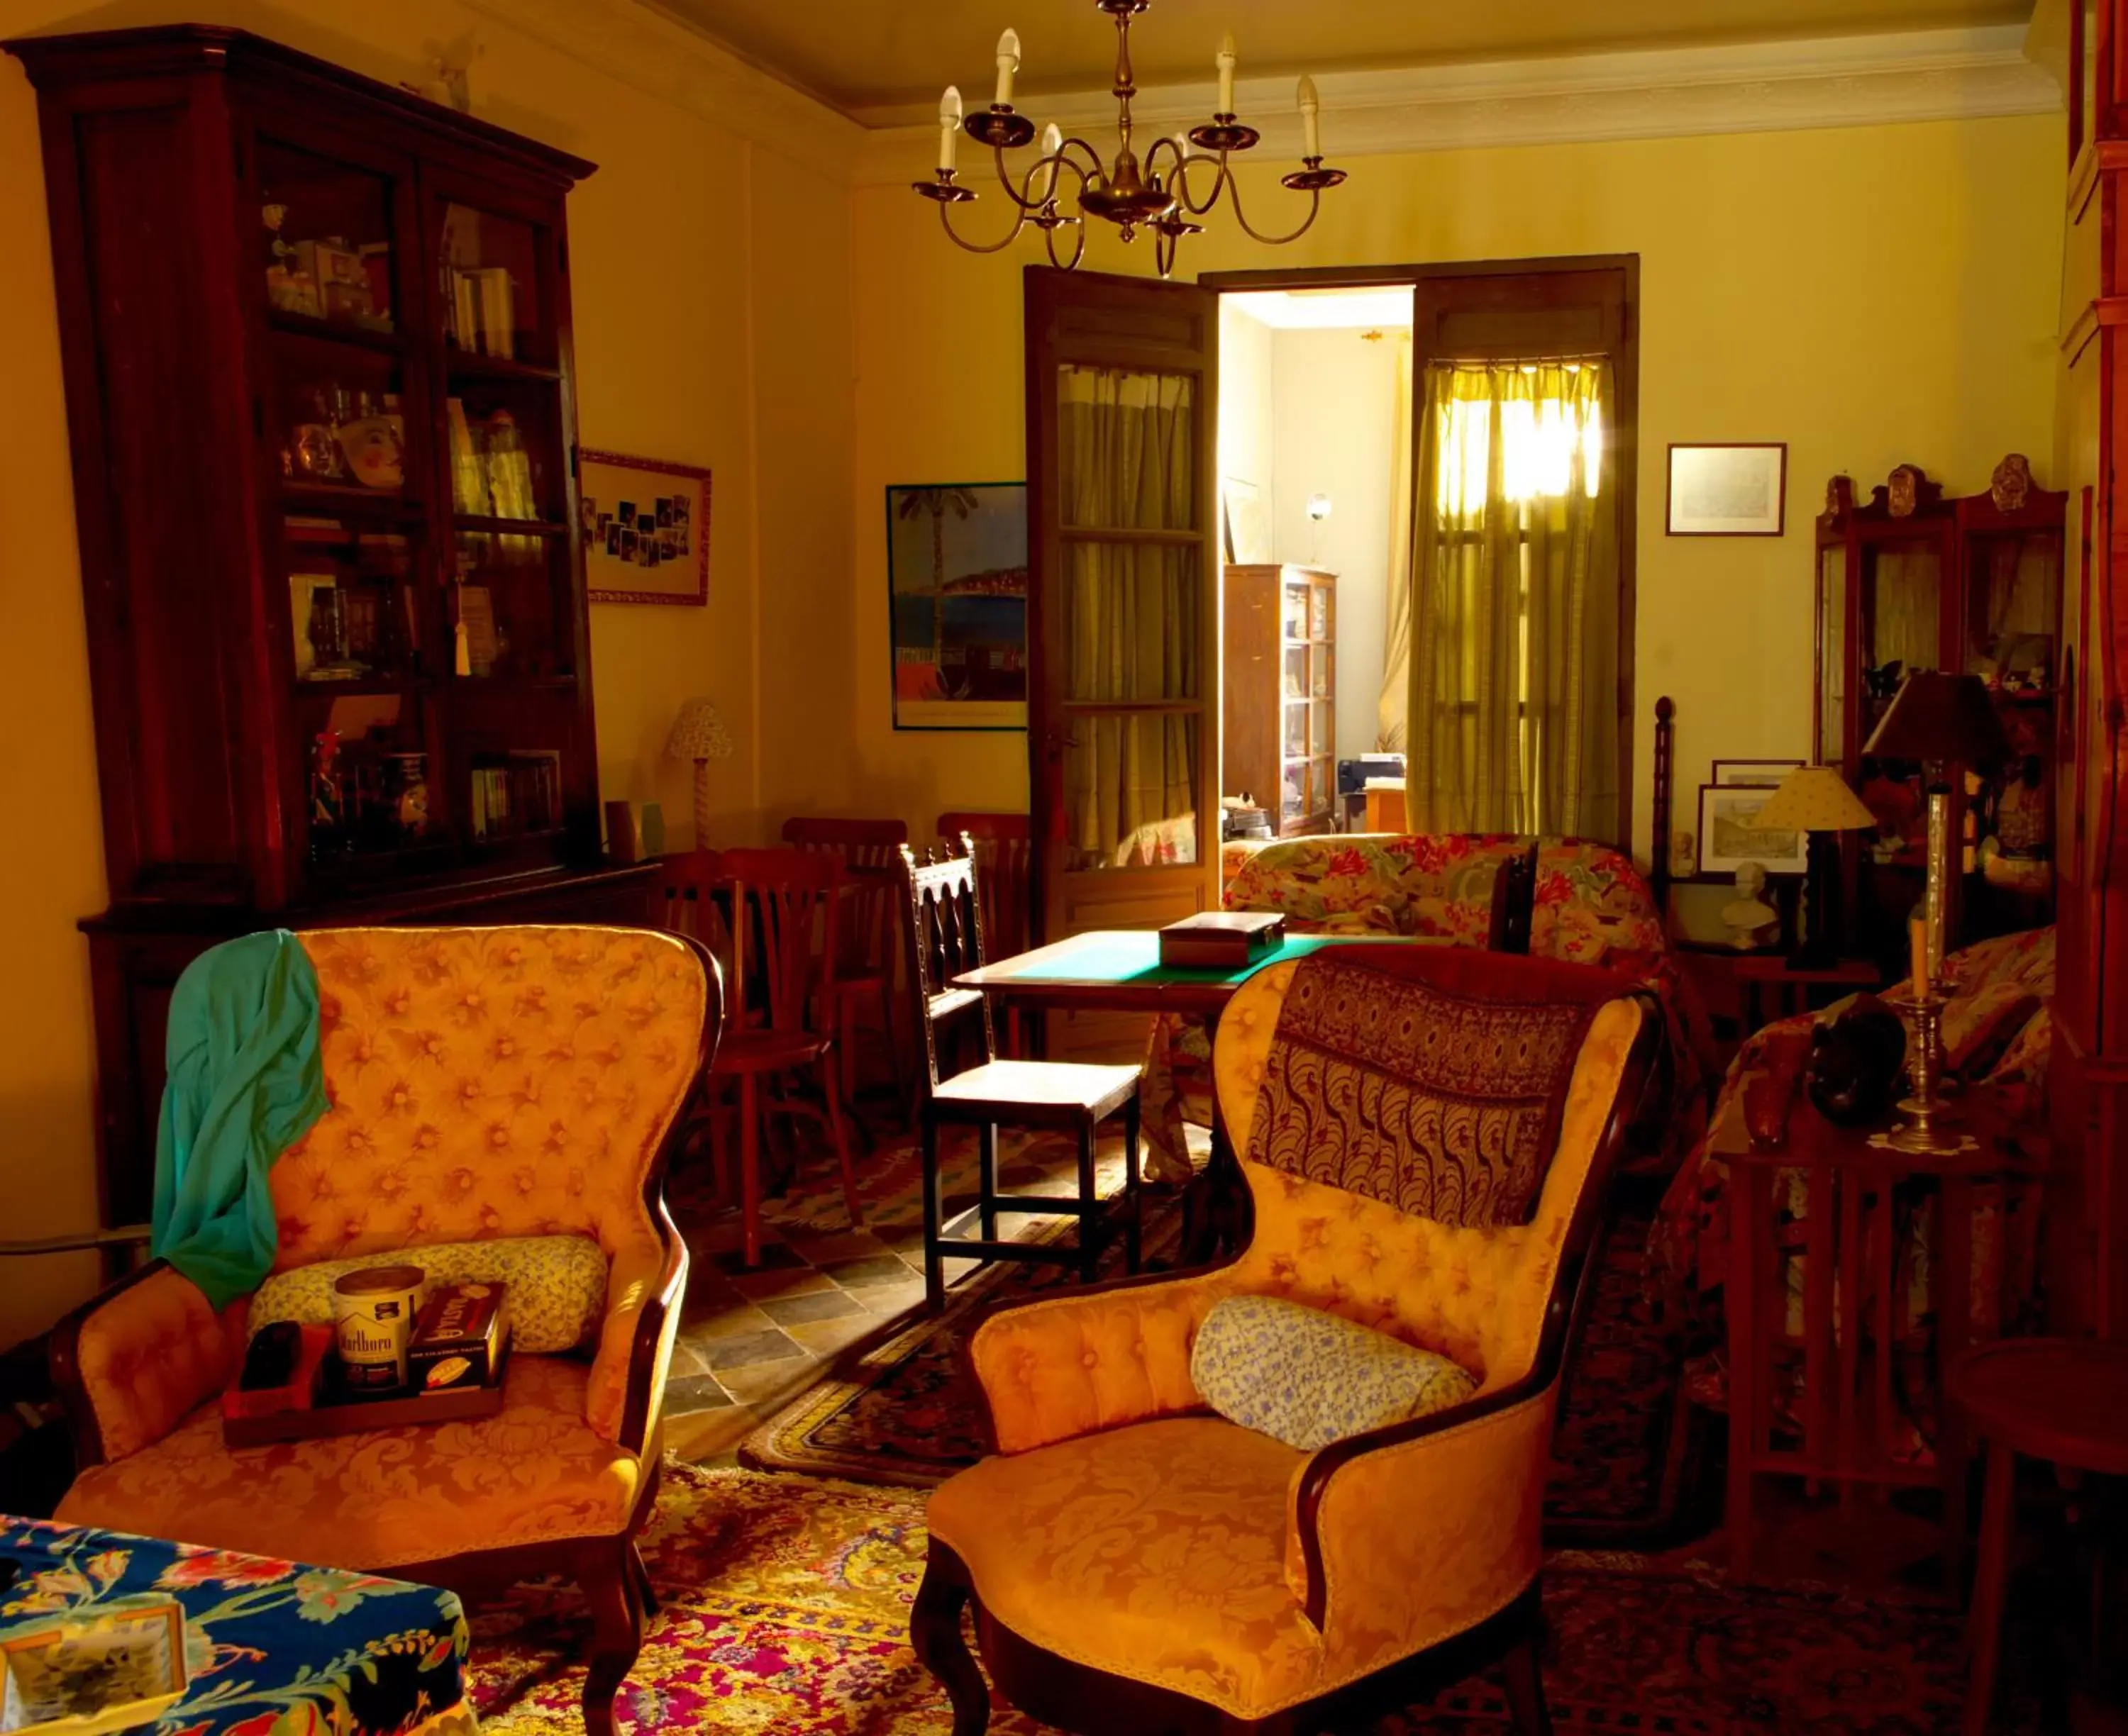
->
[1722, 1085, 2045, 1581]
[1949, 1338, 2128, 1736]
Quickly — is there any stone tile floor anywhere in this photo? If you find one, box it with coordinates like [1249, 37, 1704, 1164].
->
[659, 1118, 1150, 1463]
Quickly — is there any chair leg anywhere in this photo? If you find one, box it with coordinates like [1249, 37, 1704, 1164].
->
[1076, 1119, 1099, 1284]
[740, 1073, 763, 1267]
[580, 1539, 645, 1736]
[1963, 1438, 2017, 1736]
[631, 1539, 659, 1618]
[821, 1057, 865, 1230]
[977, 1123, 999, 1247]
[706, 1080, 733, 1208]
[910, 1552, 990, 1736]
[1121, 1093, 1143, 1274]
[1500, 1591, 1553, 1736]
[922, 1114, 947, 1313]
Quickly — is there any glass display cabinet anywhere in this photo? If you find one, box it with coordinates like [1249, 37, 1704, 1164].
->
[10, 25, 655, 1229]
[1223, 564, 1337, 835]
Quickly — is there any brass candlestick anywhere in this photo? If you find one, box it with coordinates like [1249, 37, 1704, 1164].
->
[1884, 992, 1961, 1155]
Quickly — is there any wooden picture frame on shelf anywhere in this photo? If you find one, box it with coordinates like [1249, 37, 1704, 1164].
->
[1667, 443, 1788, 537]
[1713, 757, 1805, 787]
[1698, 781, 1808, 876]
[582, 449, 710, 606]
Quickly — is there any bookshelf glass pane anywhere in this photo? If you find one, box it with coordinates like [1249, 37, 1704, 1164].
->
[447, 380, 560, 524]
[453, 531, 571, 681]
[273, 347, 409, 499]
[259, 140, 397, 335]
[1283, 702, 1307, 757]
[439, 203, 545, 365]
[1283, 646, 1307, 699]
[299, 690, 443, 863]
[285, 516, 420, 685]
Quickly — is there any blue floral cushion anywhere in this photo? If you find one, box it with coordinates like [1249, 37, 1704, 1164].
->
[1190, 1293, 1477, 1451]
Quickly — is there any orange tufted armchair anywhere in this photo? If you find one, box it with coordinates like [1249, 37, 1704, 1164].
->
[45, 925, 719, 1736]
[911, 945, 1656, 1736]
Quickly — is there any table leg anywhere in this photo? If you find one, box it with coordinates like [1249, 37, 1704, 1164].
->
[1963, 1437, 2017, 1736]
[1941, 1176, 1976, 1591]
[1187, 1004, 1246, 1264]
[1728, 1163, 1765, 1581]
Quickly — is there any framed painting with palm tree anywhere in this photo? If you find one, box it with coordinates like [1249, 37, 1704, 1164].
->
[885, 481, 1028, 729]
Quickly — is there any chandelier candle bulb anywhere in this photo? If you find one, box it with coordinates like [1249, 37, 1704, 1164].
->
[994, 29, 1019, 106]
[938, 85, 961, 172]
[1040, 122, 1063, 196]
[1217, 31, 1237, 115]
[1297, 74, 1321, 157]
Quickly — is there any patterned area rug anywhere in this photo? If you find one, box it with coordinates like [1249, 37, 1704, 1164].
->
[741, 1157, 1702, 1545]
[464, 1462, 1993, 1735]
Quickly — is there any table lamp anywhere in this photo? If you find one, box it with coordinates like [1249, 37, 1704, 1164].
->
[664, 697, 733, 846]
[1862, 669, 2010, 1154]
[1752, 765, 1878, 969]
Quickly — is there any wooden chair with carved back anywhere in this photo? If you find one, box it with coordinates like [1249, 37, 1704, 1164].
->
[781, 816, 908, 1107]
[901, 838, 1141, 1311]
[937, 811, 1034, 1055]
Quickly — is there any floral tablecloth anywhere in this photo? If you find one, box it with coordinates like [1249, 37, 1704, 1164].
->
[0, 1516, 475, 1736]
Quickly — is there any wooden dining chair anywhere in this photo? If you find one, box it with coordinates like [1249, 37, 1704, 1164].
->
[710, 847, 865, 1266]
[935, 811, 1032, 960]
[900, 839, 1142, 1312]
[781, 816, 908, 1102]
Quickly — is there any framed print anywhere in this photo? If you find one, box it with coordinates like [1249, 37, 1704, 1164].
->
[582, 449, 710, 605]
[1698, 782, 1809, 876]
[1713, 757, 1804, 788]
[1222, 477, 1271, 564]
[886, 481, 1027, 730]
[1666, 443, 1788, 537]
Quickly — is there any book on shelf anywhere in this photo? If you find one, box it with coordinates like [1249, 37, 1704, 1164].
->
[470, 749, 562, 840]
[450, 266, 516, 360]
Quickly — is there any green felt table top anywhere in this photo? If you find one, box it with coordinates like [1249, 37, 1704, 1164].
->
[959, 928, 1441, 990]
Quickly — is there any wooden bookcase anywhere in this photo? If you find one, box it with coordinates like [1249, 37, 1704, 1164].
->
[1223, 564, 1336, 835]
[9, 26, 655, 1228]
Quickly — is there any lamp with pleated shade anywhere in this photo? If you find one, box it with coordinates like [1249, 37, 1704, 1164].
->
[1755, 764, 1878, 967]
[1862, 669, 2010, 983]
[665, 698, 733, 846]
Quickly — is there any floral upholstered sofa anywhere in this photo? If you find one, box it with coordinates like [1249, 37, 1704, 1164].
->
[1651, 923, 2054, 1444]
[1140, 834, 1716, 1180]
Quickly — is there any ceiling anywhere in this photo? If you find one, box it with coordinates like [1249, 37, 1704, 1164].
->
[659, 0, 2035, 121]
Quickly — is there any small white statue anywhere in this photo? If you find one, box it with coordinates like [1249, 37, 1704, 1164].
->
[1721, 861, 1778, 950]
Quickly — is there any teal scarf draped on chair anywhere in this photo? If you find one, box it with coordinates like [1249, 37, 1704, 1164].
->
[153, 930, 329, 1308]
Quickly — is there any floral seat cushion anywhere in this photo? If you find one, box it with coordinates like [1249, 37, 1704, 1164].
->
[926, 1415, 1323, 1718]
[57, 1354, 644, 1569]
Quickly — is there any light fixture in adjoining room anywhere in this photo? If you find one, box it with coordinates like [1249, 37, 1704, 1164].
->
[912, 0, 1348, 278]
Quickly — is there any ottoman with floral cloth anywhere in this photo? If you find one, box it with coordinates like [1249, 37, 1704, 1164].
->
[0, 1514, 475, 1736]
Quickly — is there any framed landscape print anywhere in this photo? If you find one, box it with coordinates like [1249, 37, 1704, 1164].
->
[1698, 782, 1809, 875]
[1666, 443, 1787, 537]
[1713, 757, 1804, 787]
[886, 481, 1027, 730]
[582, 449, 710, 605]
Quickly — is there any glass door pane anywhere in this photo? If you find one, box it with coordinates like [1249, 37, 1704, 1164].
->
[259, 140, 397, 335]
[1817, 543, 1846, 767]
[1284, 645, 1308, 698]
[1862, 544, 1942, 674]
[438, 202, 548, 365]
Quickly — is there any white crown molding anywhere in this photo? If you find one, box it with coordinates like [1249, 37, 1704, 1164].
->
[850, 26, 2060, 186]
[456, 0, 863, 184]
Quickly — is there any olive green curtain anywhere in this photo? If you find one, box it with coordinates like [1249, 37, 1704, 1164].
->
[1058, 365, 1201, 869]
[1375, 333, 1415, 752]
[1405, 359, 1619, 838]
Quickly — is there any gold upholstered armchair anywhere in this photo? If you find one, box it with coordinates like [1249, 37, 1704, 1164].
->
[47, 925, 719, 1736]
[911, 945, 1656, 1736]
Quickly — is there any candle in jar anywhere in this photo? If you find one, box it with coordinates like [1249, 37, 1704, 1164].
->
[938, 86, 962, 172]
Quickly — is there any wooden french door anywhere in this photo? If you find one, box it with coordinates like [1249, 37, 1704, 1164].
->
[1025, 266, 1222, 998]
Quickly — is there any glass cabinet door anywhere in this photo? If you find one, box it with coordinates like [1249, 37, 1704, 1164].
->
[1861, 542, 1943, 677]
[1817, 542, 1846, 767]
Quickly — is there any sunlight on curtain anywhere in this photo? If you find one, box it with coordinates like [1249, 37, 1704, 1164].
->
[1376, 333, 1414, 752]
[1059, 365, 1200, 869]
[1406, 359, 1619, 839]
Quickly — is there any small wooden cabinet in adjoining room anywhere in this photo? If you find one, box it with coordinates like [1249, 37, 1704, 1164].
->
[1222, 564, 1336, 835]
[7, 25, 655, 1233]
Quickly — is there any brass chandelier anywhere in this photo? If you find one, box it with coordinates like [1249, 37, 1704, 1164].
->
[912, 0, 1348, 277]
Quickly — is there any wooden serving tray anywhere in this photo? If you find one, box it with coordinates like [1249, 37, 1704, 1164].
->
[223, 1353, 508, 1447]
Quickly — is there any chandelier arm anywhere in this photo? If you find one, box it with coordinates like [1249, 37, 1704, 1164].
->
[1056, 135, 1106, 177]
[1169, 152, 1231, 218]
[1224, 178, 1325, 247]
[938, 196, 1033, 256]
[1045, 215, 1088, 271]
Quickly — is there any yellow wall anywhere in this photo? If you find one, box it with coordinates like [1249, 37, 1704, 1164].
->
[850, 114, 2066, 861]
[0, 0, 853, 1345]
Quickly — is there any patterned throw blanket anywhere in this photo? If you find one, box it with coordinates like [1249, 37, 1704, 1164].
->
[1243, 946, 1631, 1227]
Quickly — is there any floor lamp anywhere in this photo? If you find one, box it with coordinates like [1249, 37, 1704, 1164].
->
[665, 697, 733, 847]
[1861, 670, 2010, 1152]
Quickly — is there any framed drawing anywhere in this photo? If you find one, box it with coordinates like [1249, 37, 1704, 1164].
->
[1713, 757, 1805, 787]
[1666, 443, 1788, 537]
[1222, 477, 1270, 564]
[886, 481, 1027, 730]
[1698, 782, 1809, 876]
[581, 450, 710, 605]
